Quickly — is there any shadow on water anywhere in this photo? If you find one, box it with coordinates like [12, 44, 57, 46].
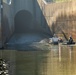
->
[16, 50, 50, 75]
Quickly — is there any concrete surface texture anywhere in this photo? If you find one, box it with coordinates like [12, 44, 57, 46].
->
[0, 0, 52, 48]
[0, 1, 2, 48]
[0, 0, 76, 48]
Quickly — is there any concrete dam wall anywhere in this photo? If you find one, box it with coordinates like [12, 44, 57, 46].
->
[0, 0, 52, 48]
[0, 0, 76, 48]
[14, 0, 51, 34]
[0, 1, 2, 47]
[41, 0, 76, 39]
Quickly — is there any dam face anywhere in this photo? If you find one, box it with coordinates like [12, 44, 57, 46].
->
[0, 0, 52, 48]
[0, 1, 2, 47]
[0, 0, 76, 48]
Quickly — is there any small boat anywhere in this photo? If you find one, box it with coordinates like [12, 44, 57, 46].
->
[62, 41, 76, 46]
[61, 36, 76, 46]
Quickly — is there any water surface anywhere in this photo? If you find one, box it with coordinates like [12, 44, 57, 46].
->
[0, 44, 76, 75]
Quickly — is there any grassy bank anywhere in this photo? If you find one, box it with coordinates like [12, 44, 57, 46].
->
[54, 0, 72, 3]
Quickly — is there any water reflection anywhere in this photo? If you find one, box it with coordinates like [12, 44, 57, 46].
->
[58, 44, 75, 62]
[15, 45, 76, 75]
[58, 45, 76, 75]
[68, 46, 73, 62]
[0, 45, 76, 75]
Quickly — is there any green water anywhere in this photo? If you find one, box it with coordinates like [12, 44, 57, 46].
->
[0, 45, 76, 75]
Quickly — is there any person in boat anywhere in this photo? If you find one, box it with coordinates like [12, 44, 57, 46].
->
[67, 35, 75, 44]
[53, 34, 57, 37]
[58, 37, 63, 43]
[52, 34, 59, 44]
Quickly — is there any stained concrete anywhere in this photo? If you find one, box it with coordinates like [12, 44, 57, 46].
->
[0, 1, 2, 47]
[0, 0, 52, 49]
[0, 0, 52, 48]
[0, 0, 76, 48]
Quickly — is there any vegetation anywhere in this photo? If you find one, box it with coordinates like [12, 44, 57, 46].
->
[54, 0, 72, 3]
[46, 0, 73, 3]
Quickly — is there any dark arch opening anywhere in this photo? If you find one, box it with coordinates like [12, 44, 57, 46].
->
[14, 10, 33, 33]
